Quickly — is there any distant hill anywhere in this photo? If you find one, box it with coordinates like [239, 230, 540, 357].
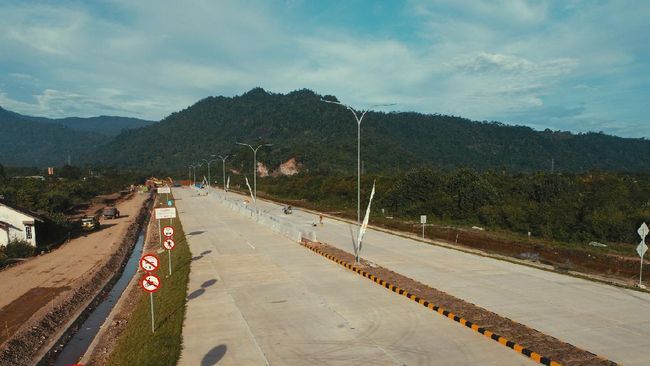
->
[0, 107, 107, 166]
[92, 88, 650, 174]
[0, 106, 155, 166]
[0, 107, 154, 136]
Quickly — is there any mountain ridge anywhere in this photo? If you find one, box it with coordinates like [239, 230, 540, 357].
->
[90, 87, 650, 174]
[1, 88, 648, 172]
[0, 106, 155, 136]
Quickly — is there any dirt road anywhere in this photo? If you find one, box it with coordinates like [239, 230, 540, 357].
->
[0, 192, 148, 345]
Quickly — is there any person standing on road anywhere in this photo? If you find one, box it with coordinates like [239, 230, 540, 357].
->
[319, 214, 323, 225]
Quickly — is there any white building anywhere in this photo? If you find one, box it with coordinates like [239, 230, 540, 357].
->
[0, 199, 43, 247]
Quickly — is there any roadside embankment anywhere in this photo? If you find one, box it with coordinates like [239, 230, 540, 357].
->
[0, 193, 153, 366]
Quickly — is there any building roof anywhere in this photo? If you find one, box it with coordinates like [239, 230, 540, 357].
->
[0, 199, 45, 222]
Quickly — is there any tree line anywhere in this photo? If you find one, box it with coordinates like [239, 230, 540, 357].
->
[257, 168, 650, 245]
[0, 164, 146, 247]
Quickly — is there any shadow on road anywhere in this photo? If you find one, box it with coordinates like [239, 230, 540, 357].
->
[188, 231, 206, 236]
[187, 288, 205, 300]
[201, 279, 217, 288]
[201, 344, 227, 366]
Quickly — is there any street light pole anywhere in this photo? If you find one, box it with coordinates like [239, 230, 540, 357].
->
[236, 142, 272, 202]
[202, 157, 218, 195]
[321, 99, 395, 224]
[218, 155, 231, 195]
[193, 163, 201, 187]
[189, 164, 196, 186]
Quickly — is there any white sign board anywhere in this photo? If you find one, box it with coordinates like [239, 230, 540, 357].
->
[157, 186, 171, 194]
[420, 215, 427, 224]
[155, 207, 177, 219]
[639, 223, 649, 240]
[637, 241, 648, 258]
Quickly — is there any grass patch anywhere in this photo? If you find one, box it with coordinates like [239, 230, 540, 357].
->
[107, 193, 190, 366]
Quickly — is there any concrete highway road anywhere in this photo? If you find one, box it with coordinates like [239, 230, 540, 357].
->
[205, 190, 650, 366]
[175, 187, 536, 365]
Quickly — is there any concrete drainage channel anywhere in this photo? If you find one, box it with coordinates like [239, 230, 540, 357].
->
[28, 195, 154, 366]
[46, 230, 146, 365]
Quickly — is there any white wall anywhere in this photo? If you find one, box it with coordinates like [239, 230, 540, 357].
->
[0, 205, 38, 247]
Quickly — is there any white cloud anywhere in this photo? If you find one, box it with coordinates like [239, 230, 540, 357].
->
[0, 0, 647, 137]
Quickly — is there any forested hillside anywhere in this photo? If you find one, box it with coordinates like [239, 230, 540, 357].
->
[0, 107, 154, 136]
[0, 108, 107, 166]
[92, 88, 650, 174]
[0, 106, 154, 166]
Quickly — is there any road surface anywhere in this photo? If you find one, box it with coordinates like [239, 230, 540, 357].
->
[176, 187, 535, 365]
[208, 190, 650, 365]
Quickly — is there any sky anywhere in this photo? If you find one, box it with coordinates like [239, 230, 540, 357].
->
[0, 0, 648, 138]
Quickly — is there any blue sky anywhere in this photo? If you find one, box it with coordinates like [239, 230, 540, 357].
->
[0, 0, 648, 138]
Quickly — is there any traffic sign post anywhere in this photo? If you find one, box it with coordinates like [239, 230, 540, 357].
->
[420, 215, 427, 239]
[162, 226, 174, 237]
[156, 208, 176, 239]
[164, 238, 175, 276]
[162, 227, 175, 275]
[637, 222, 649, 289]
[163, 238, 175, 250]
[140, 273, 161, 333]
[140, 254, 160, 272]
[157, 186, 171, 209]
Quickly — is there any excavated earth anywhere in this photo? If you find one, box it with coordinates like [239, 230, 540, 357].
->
[0, 194, 153, 366]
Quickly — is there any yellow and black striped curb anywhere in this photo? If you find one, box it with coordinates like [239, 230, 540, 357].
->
[300, 242, 562, 366]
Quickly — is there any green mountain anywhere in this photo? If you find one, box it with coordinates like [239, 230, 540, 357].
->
[92, 88, 650, 174]
[0, 106, 155, 167]
[1, 107, 154, 136]
[0, 107, 107, 167]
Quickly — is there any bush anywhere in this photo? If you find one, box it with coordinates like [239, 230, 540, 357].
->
[5, 239, 35, 258]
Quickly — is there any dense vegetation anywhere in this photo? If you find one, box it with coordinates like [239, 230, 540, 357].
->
[28, 115, 154, 136]
[0, 106, 153, 166]
[257, 169, 650, 245]
[92, 88, 650, 174]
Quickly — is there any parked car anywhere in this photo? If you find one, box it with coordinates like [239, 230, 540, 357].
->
[102, 206, 120, 219]
[81, 216, 100, 231]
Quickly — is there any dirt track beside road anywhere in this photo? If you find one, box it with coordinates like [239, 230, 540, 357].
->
[0, 193, 148, 347]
